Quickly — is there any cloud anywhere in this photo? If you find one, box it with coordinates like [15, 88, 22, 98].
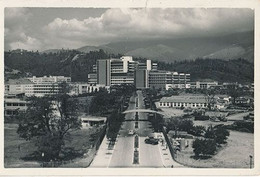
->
[5, 8, 254, 51]
[9, 33, 42, 51]
[4, 8, 42, 51]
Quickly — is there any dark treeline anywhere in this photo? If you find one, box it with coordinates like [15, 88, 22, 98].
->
[157, 58, 254, 83]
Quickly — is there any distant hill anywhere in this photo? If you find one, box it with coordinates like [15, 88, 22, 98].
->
[4, 49, 109, 82]
[76, 31, 254, 63]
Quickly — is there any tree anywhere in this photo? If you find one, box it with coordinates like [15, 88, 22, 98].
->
[227, 84, 242, 104]
[192, 138, 217, 157]
[204, 125, 230, 145]
[17, 88, 81, 161]
[188, 125, 206, 136]
[203, 88, 216, 110]
[166, 117, 194, 136]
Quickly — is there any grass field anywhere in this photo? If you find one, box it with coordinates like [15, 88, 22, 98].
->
[4, 123, 102, 168]
[160, 108, 185, 118]
[175, 130, 254, 168]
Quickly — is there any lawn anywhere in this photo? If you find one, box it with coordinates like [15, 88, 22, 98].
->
[193, 120, 233, 128]
[4, 123, 40, 168]
[4, 123, 103, 168]
[175, 130, 254, 168]
[160, 108, 185, 118]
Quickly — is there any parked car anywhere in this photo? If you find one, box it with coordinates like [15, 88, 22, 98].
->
[145, 137, 159, 145]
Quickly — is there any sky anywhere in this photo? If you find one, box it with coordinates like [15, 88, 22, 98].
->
[4, 8, 254, 51]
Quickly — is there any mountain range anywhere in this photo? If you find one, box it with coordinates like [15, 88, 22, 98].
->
[74, 31, 254, 63]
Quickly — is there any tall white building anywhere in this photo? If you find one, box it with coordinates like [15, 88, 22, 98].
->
[90, 56, 158, 86]
[120, 56, 133, 73]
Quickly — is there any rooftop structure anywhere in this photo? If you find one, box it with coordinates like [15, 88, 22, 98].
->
[28, 76, 71, 84]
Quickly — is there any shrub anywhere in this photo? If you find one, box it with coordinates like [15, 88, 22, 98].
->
[188, 125, 206, 136]
[238, 128, 251, 133]
[194, 115, 210, 121]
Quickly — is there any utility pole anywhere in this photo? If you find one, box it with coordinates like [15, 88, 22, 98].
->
[249, 155, 253, 168]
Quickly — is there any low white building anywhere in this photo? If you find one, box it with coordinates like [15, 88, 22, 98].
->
[69, 83, 110, 95]
[166, 84, 191, 90]
[158, 95, 208, 109]
[81, 116, 107, 128]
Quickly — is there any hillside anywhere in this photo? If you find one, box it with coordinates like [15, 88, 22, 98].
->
[4, 50, 254, 84]
[4, 49, 110, 82]
[157, 58, 254, 83]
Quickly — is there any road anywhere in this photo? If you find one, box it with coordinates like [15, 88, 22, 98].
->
[91, 90, 166, 167]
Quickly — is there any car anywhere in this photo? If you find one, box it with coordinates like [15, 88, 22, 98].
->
[128, 130, 135, 135]
[144, 137, 159, 145]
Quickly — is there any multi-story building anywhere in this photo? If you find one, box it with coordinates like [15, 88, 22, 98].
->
[4, 93, 28, 116]
[5, 78, 34, 96]
[28, 76, 71, 84]
[5, 76, 72, 97]
[97, 59, 111, 86]
[147, 70, 190, 89]
[93, 56, 158, 86]
[90, 56, 194, 89]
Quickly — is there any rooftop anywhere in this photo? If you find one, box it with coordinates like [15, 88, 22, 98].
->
[160, 95, 207, 103]
[5, 78, 33, 85]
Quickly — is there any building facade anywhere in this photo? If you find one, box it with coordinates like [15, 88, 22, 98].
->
[135, 69, 149, 89]
[5, 76, 72, 97]
[148, 71, 190, 89]
[4, 94, 28, 116]
[90, 56, 191, 89]
[158, 95, 208, 108]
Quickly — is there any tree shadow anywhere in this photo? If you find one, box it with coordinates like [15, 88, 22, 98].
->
[21, 151, 42, 161]
[20, 147, 84, 162]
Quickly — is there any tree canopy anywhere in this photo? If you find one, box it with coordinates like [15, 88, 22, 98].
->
[17, 85, 81, 161]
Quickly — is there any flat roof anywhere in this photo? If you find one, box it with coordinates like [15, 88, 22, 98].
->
[6, 78, 33, 85]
